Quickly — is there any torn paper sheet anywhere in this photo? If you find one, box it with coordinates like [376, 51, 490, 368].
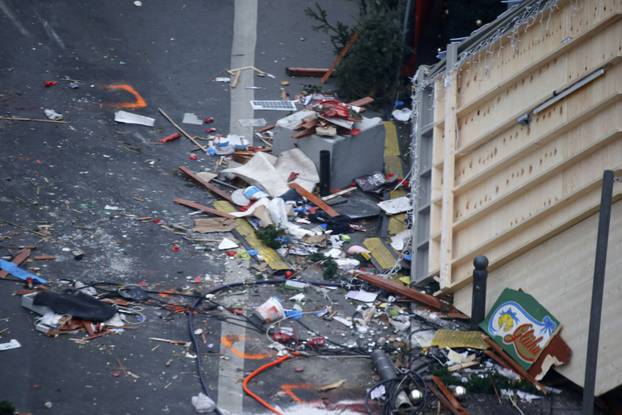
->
[114, 111, 155, 127]
[182, 113, 203, 125]
[345, 289, 378, 303]
[193, 218, 236, 233]
[218, 238, 238, 250]
[214, 77, 231, 83]
[222, 148, 319, 197]
[377, 196, 411, 215]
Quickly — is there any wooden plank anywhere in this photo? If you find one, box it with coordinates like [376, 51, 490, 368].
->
[348, 96, 374, 107]
[178, 166, 234, 203]
[0, 249, 31, 279]
[454, 93, 621, 190]
[353, 271, 445, 310]
[457, 7, 622, 112]
[362, 238, 398, 271]
[439, 43, 458, 287]
[213, 201, 290, 271]
[288, 183, 339, 217]
[285, 67, 329, 77]
[174, 198, 236, 219]
[320, 32, 358, 85]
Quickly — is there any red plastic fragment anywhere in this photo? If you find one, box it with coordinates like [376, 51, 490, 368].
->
[44, 81, 58, 87]
[188, 153, 198, 161]
[171, 244, 181, 253]
[203, 116, 214, 124]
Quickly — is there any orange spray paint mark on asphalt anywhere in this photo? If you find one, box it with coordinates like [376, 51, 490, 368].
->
[220, 335, 271, 360]
[280, 384, 314, 403]
[104, 84, 147, 109]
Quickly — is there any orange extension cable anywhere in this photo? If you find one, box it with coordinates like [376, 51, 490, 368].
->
[242, 353, 298, 415]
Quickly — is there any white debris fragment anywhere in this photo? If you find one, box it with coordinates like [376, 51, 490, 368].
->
[218, 237, 238, 250]
[345, 289, 378, 303]
[0, 339, 21, 351]
[114, 110, 155, 127]
[191, 393, 216, 413]
[133, 0, 142, 6]
[182, 113, 203, 125]
[214, 77, 231, 83]
[392, 108, 412, 122]
[44, 109, 63, 121]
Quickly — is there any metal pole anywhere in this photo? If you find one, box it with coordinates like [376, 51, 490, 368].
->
[582, 170, 615, 415]
[319, 150, 331, 197]
[471, 255, 489, 328]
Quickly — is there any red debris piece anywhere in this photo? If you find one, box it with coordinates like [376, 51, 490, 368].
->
[350, 128, 361, 136]
[205, 127, 217, 133]
[203, 116, 214, 124]
[307, 337, 326, 349]
[193, 276, 202, 284]
[272, 331, 293, 344]
[152, 218, 161, 224]
[35, 160, 43, 165]
[159, 132, 181, 143]
[188, 153, 198, 161]
[171, 244, 181, 253]
[287, 172, 299, 182]
[44, 81, 58, 88]
[294, 367, 305, 373]
[225, 250, 237, 257]
[137, 280, 148, 287]
[284, 271, 294, 279]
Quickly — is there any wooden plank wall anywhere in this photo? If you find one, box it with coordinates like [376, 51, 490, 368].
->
[428, 0, 622, 291]
[454, 199, 622, 395]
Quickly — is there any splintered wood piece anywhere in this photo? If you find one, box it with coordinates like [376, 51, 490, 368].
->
[353, 271, 445, 311]
[288, 183, 339, 217]
[0, 249, 31, 279]
[178, 167, 234, 203]
[174, 198, 235, 219]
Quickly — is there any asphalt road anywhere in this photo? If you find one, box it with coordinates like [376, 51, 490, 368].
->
[0, 1, 371, 414]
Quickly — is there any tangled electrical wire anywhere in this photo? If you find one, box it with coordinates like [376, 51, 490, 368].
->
[365, 369, 427, 415]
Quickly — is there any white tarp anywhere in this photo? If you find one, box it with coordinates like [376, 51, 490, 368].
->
[222, 148, 319, 197]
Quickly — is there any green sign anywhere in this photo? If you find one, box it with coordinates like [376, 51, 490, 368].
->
[481, 288, 560, 370]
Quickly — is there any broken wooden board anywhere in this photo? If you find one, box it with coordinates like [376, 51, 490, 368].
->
[353, 271, 444, 311]
[363, 237, 397, 271]
[178, 166, 234, 203]
[174, 198, 235, 219]
[289, 183, 339, 218]
[0, 249, 31, 279]
[213, 201, 290, 271]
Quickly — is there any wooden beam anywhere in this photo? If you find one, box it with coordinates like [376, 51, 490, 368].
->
[285, 67, 329, 77]
[320, 32, 358, 85]
[174, 198, 235, 219]
[288, 183, 339, 217]
[353, 271, 445, 311]
[0, 249, 31, 279]
[178, 166, 234, 203]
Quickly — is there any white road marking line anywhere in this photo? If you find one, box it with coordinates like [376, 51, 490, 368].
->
[0, 0, 30, 36]
[228, 0, 258, 144]
[217, 4, 259, 413]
